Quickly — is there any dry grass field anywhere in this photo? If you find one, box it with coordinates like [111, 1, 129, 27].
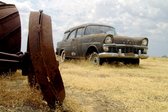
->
[0, 57, 168, 112]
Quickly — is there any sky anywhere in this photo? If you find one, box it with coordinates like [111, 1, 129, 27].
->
[3, 0, 168, 57]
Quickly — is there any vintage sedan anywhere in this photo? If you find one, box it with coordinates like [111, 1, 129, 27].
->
[56, 23, 148, 65]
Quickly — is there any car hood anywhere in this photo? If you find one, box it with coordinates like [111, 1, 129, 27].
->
[113, 35, 147, 45]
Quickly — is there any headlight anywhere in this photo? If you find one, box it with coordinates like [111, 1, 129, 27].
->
[103, 46, 109, 52]
[104, 36, 112, 44]
[142, 39, 148, 46]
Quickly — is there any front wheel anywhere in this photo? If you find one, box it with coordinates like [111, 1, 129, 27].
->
[89, 52, 103, 65]
[124, 58, 140, 65]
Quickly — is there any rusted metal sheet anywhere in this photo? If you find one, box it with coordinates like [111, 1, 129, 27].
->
[28, 11, 65, 109]
[0, 2, 65, 109]
[0, 3, 21, 54]
[0, 52, 21, 72]
[0, 3, 21, 73]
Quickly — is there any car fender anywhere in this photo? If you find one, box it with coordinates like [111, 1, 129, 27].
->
[84, 45, 100, 57]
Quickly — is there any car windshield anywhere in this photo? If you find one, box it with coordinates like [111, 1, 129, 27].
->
[85, 25, 116, 35]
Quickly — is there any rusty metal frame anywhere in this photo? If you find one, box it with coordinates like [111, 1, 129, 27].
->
[28, 11, 65, 109]
[0, 3, 21, 73]
[0, 3, 21, 54]
[1, 2, 65, 109]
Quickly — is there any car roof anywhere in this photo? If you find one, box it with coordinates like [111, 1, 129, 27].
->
[64, 23, 115, 33]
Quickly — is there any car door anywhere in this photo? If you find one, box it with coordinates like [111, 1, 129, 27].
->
[59, 31, 72, 57]
[66, 29, 77, 57]
[74, 27, 85, 57]
[69, 27, 85, 58]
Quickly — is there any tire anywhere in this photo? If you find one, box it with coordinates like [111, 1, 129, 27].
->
[131, 59, 140, 65]
[89, 52, 103, 65]
[124, 58, 140, 65]
[60, 50, 66, 62]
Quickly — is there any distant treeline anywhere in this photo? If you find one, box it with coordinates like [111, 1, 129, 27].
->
[162, 55, 168, 58]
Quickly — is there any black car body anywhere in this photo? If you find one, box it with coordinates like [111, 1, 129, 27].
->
[56, 23, 148, 65]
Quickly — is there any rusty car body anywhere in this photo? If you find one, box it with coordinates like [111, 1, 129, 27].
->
[56, 23, 148, 65]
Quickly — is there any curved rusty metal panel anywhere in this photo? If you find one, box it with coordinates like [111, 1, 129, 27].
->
[28, 11, 65, 109]
[0, 3, 21, 53]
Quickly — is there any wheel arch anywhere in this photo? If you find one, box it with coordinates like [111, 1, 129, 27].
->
[60, 49, 65, 56]
[85, 45, 99, 58]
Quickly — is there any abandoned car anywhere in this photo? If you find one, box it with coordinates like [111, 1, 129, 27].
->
[56, 23, 148, 65]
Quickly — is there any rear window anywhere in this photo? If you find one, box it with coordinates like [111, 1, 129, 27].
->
[63, 31, 70, 40]
[67, 30, 76, 40]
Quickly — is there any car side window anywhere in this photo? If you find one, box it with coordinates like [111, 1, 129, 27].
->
[85, 26, 94, 35]
[68, 30, 76, 40]
[85, 25, 116, 35]
[76, 27, 84, 38]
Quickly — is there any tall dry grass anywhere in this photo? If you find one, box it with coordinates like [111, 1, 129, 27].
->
[0, 57, 168, 112]
[0, 71, 49, 112]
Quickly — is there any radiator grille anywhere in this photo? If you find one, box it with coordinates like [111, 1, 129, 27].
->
[110, 47, 145, 54]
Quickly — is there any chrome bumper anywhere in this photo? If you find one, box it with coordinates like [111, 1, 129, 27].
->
[99, 52, 148, 59]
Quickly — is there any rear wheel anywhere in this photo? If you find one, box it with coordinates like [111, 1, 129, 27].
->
[60, 50, 66, 62]
[131, 59, 140, 65]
